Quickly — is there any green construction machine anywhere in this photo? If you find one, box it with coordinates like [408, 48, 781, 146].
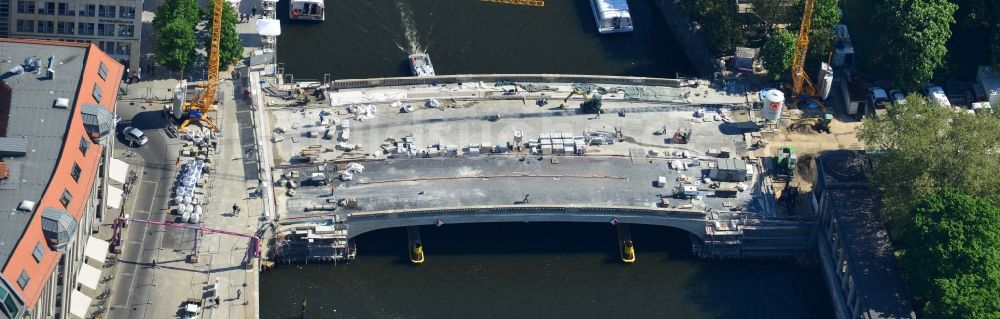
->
[775, 146, 797, 180]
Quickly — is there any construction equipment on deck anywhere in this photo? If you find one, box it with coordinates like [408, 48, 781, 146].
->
[788, 0, 825, 110]
[775, 146, 797, 180]
[672, 127, 692, 144]
[179, 0, 224, 132]
[557, 88, 603, 114]
[558, 88, 587, 109]
[788, 113, 833, 133]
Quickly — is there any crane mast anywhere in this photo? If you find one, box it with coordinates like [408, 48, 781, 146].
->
[180, 0, 223, 132]
[791, 0, 815, 97]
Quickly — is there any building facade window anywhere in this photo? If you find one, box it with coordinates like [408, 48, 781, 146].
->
[79, 136, 89, 154]
[59, 189, 72, 208]
[98, 62, 108, 80]
[57, 3, 73, 16]
[16, 271, 29, 289]
[116, 43, 131, 56]
[16, 1, 35, 14]
[36, 20, 54, 33]
[97, 5, 115, 17]
[118, 6, 134, 18]
[70, 163, 81, 182]
[117, 24, 134, 37]
[32, 242, 45, 262]
[97, 23, 113, 36]
[39, 2, 55, 15]
[57, 21, 74, 34]
[92, 83, 102, 101]
[79, 4, 95, 17]
[0, 285, 20, 317]
[79, 22, 94, 35]
[16, 20, 33, 32]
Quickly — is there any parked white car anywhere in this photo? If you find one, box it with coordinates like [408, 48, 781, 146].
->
[922, 86, 952, 108]
[122, 126, 148, 146]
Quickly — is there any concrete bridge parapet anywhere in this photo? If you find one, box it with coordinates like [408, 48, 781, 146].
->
[344, 205, 710, 240]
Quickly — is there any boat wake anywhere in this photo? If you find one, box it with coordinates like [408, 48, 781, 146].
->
[395, 0, 424, 54]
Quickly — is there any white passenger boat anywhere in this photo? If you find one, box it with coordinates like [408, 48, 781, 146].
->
[409, 53, 435, 77]
[590, 0, 634, 34]
[289, 0, 324, 21]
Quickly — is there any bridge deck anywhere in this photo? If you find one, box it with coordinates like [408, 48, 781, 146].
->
[285, 155, 766, 222]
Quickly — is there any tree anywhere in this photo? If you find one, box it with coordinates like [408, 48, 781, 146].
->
[875, 0, 957, 90]
[899, 190, 1000, 318]
[685, 0, 743, 54]
[760, 29, 796, 80]
[209, 1, 243, 70]
[153, 0, 199, 31]
[155, 19, 197, 77]
[805, 0, 840, 59]
[857, 94, 1000, 226]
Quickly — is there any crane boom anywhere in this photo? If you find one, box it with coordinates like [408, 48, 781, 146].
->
[791, 0, 815, 96]
[179, 0, 223, 132]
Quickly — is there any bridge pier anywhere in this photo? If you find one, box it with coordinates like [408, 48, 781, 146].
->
[407, 226, 424, 265]
[617, 223, 635, 263]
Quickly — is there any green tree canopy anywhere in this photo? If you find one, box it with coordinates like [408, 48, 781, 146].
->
[155, 18, 197, 75]
[804, 0, 840, 59]
[760, 29, 796, 81]
[857, 94, 1000, 226]
[875, 0, 957, 90]
[685, 0, 743, 54]
[153, 0, 200, 30]
[210, 1, 243, 70]
[899, 190, 1000, 318]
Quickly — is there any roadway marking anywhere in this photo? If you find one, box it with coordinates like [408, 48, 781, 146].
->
[122, 179, 159, 314]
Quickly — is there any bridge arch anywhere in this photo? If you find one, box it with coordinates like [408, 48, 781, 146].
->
[345, 206, 709, 240]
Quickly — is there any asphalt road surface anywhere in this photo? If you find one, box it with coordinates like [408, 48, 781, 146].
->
[106, 102, 184, 319]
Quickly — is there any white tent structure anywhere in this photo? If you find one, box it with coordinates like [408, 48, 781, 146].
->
[256, 19, 281, 49]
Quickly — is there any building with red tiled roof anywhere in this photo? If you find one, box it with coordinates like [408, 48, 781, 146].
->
[0, 38, 123, 319]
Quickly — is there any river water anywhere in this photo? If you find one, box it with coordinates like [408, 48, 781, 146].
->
[275, 0, 696, 80]
[265, 1, 833, 317]
[261, 223, 832, 319]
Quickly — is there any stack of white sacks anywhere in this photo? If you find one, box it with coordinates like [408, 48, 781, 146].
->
[173, 160, 206, 224]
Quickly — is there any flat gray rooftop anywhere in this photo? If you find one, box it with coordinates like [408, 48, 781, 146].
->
[826, 189, 915, 318]
[0, 41, 88, 267]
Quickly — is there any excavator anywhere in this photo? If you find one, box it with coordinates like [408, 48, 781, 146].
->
[558, 88, 603, 114]
[789, 113, 833, 133]
[178, 0, 224, 132]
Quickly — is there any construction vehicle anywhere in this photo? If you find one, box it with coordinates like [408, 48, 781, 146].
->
[672, 127, 692, 144]
[558, 88, 603, 114]
[788, 0, 825, 110]
[775, 146, 797, 180]
[788, 113, 833, 133]
[558, 88, 587, 109]
[181, 298, 204, 319]
[179, 0, 225, 132]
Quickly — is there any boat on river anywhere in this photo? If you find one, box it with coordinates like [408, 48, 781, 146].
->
[590, 0, 633, 34]
[409, 53, 435, 77]
[289, 0, 324, 21]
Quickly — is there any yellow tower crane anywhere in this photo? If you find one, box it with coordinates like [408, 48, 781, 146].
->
[179, 0, 223, 132]
[791, 0, 815, 98]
